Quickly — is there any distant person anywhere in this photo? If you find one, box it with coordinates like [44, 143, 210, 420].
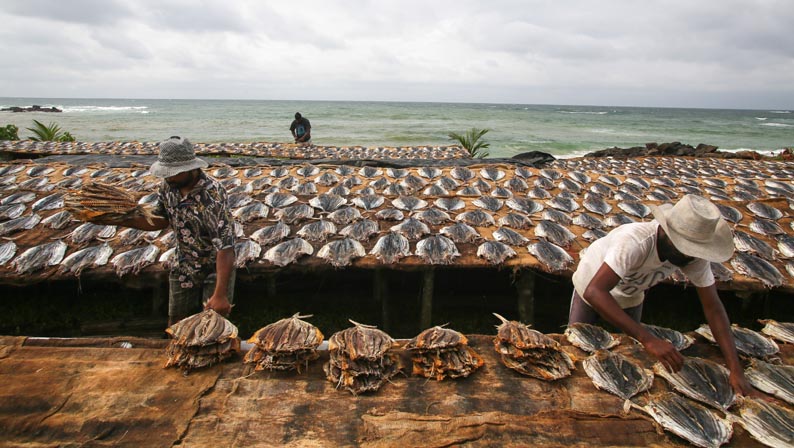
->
[569, 194, 760, 397]
[290, 112, 311, 143]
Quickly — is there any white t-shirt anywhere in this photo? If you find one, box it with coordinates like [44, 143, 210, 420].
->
[572, 222, 715, 308]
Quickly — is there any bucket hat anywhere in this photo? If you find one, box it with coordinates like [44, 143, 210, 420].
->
[651, 194, 734, 262]
[150, 136, 208, 178]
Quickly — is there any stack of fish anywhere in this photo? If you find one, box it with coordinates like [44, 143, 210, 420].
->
[493, 313, 575, 380]
[404, 325, 484, 380]
[324, 320, 400, 395]
[65, 182, 157, 225]
[244, 313, 324, 372]
[164, 310, 240, 373]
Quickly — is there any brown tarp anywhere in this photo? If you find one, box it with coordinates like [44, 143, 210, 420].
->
[1, 334, 790, 447]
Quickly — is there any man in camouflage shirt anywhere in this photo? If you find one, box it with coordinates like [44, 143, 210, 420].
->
[116, 137, 236, 324]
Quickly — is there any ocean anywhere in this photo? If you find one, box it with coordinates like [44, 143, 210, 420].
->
[1, 98, 792, 158]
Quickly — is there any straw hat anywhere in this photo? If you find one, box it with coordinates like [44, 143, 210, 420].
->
[651, 194, 734, 262]
[150, 136, 208, 178]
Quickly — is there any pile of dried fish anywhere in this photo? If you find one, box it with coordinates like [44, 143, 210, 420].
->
[164, 310, 240, 373]
[493, 313, 575, 380]
[635, 392, 733, 448]
[245, 313, 323, 372]
[583, 351, 653, 412]
[404, 325, 483, 380]
[695, 324, 779, 358]
[731, 398, 794, 448]
[744, 359, 794, 405]
[324, 320, 400, 395]
[565, 322, 620, 352]
[653, 357, 736, 411]
[65, 182, 158, 225]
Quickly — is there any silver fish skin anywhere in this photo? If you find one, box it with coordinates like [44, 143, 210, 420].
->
[506, 197, 543, 215]
[433, 197, 464, 212]
[745, 359, 794, 405]
[582, 351, 653, 401]
[733, 230, 776, 260]
[399, 174, 427, 190]
[642, 324, 695, 351]
[546, 196, 579, 213]
[747, 202, 783, 221]
[435, 176, 459, 190]
[0, 241, 17, 265]
[292, 182, 317, 195]
[392, 196, 427, 211]
[493, 227, 529, 246]
[504, 177, 529, 192]
[274, 204, 314, 224]
[233, 240, 262, 268]
[415, 235, 460, 264]
[456, 186, 481, 197]
[572, 212, 604, 229]
[472, 179, 492, 193]
[263, 238, 314, 267]
[617, 201, 651, 219]
[582, 195, 612, 216]
[369, 232, 411, 264]
[31, 193, 64, 212]
[11, 240, 68, 274]
[749, 219, 785, 237]
[759, 319, 794, 344]
[534, 220, 576, 247]
[527, 240, 574, 272]
[417, 166, 442, 179]
[479, 167, 505, 181]
[226, 192, 252, 209]
[640, 392, 732, 448]
[582, 228, 608, 241]
[730, 252, 783, 287]
[527, 186, 551, 199]
[456, 210, 496, 227]
[352, 194, 385, 210]
[422, 184, 448, 196]
[69, 222, 117, 245]
[473, 196, 503, 212]
[1, 192, 36, 205]
[296, 164, 319, 177]
[777, 236, 794, 259]
[450, 166, 475, 182]
[315, 171, 340, 186]
[117, 228, 160, 246]
[335, 165, 354, 176]
[297, 220, 337, 242]
[440, 222, 481, 244]
[110, 244, 159, 276]
[514, 166, 534, 179]
[264, 192, 298, 208]
[233, 201, 269, 222]
[541, 209, 572, 226]
[695, 323, 779, 358]
[539, 169, 561, 180]
[339, 219, 379, 241]
[710, 262, 734, 282]
[250, 221, 291, 246]
[58, 243, 114, 276]
[390, 217, 430, 240]
[564, 323, 620, 352]
[326, 207, 360, 225]
[732, 398, 794, 448]
[604, 214, 636, 228]
[653, 358, 736, 411]
[498, 212, 533, 230]
[358, 166, 383, 178]
[309, 194, 347, 212]
[0, 213, 41, 236]
[412, 208, 451, 225]
[317, 238, 366, 267]
[0, 203, 25, 220]
[375, 208, 404, 221]
[386, 168, 408, 178]
[476, 241, 516, 265]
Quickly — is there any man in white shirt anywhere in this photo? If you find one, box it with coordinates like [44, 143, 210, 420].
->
[569, 194, 758, 396]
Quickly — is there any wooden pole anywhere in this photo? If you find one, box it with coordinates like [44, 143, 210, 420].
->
[516, 269, 536, 325]
[420, 268, 434, 329]
[374, 269, 390, 331]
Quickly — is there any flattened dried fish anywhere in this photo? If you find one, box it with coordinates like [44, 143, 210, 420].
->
[11, 240, 67, 274]
[565, 322, 620, 352]
[165, 310, 240, 372]
[59, 243, 113, 276]
[716, 204, 743, 224]
[250, 221, 291, 246]
[583, 228, 608, 241]
[506, 197, 543, 215]
[476, 241, 516, 264]
[541, 208, 573, 226]
[264, 191, 298, 208]
[416, 235, 460, 264]
[749, 219, 786, 238]
[292, 182, 317, 195]
[733, 230, 776, 260]
[351, 194, 385, 210]
[296, 164, 319, 177]
[473, 196, 503, 212]
[375, 208, 404, 221]
[369, 232, 410, 263]
[604, 214, 636, 228]
[778, 236, 794, 259]
[1, 192, 36, 205]
[358, 166, 383, 178]
[309, 193, 347, 212]
[297, 219, 337, 242]
[433, 197, 465, 212]
[695, 323, 779, 358]
[274, 203, 314, 224]
[117, 228, 161, 245]
[450, 166, 474, 181]
[386, 168, 408, 178]
[110, 244, 159, 276]
[527, 240, 574, 272]
[327, 207, 361, 225]
[392, 196, 427, 211]
[618, 201, 651, 219]
[440, 222, 480, 243]
[456, 210, 496, 227]
[745, 359, 794, 405]
[31, 192, 64, 212]
[339, 219, 379, 241]
[412, 208, 451, 225]
[493, 227, 530, 246]
[527, 186, 551, 199]
[226, 192, 252, 209]
[710, 262, 734, 282]
[390, 217, 430, 240]
[653, 357, 736, 411]
[583, 351, 653, 405]
[263, 238, 314, 266]
[499, 212, 533, 230]
[547, 196, 579, 213]
[642, 323, 694, 351]
[493, 313, 574, 380]
[69, 222, 116, 244]
[747, 202, 783, 221]
[406, 325, 483, 380]
[0, 241, 17, 265]
[317, 238, 366, 267]
[0, 213, 41, 236]
[400, 174, 427, 191]
[0, 203, 25, 220]
[418, 166, 442, 179]
[159, 247, 176, 269]
[324, 321, 399, 395]
[534, 219, 576, 247]
[233, 240, 261, 267]
[456, 186, 481, 197]
[572, 212, 604, 229]
[732, 398, 794, 448]
[232, 201, 269, 222]
[638, 392, 732, 448]
[759, 319, 794, 344]
[730, 252, 783, 287]
[504, 177, 529, 192]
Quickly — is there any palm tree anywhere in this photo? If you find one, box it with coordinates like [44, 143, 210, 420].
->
[448, 128, 490, 158]
[26, 120, 76, 142]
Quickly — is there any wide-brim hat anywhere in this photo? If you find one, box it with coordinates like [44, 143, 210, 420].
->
[150, 137, 208, 178]
[651, 194, 734, 262]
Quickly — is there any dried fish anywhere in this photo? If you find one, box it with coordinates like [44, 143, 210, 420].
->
[527, 186, 551, 199]
[416, 235, 460, 264]
[749, 219, 786, 237]
[351, 194, 385, 210]
[412, 208, 451, 225]
[422, 184, 448, 196]
[637, 392, 732, 448]
[732, 398, 793, 448]
[747, 202, 783, 221]
[369, 232, 411, 263]
[386, 168, 408, 178]
[400, 174, 427, 191]
[433, 197, 465, 212]
[745, 359, 794, 405]
[492, 313, 574, 380]
[540, 169, 561, 180]
[390, 217, 431, 240]
[710, 262, 734, 282]
[250, 221, 291, 246]
[730, 252, 783, 287]
[515, 166, 534, 178]
[110, 244, 159, 276]
[778, 236, 794, 259]
[233, 240, 261, 267]
[604, 214, 636, 228]
[165, 310, 240, 372]
[456, 186, 481, 197]
[325, 206, 359, 225]
[159, 247, 176, 269]
[582, 228, 608, 242]
[439, 222, 480, 244]
[335, 165, 354, 176]
[359, 166, 383, 178]
[456, 210, 496, 227]
[583, 351, 653, 406]
[535, 220, 576, 247]
[733, 230, 776, 260]
[65, 182, 156, 225]
[309, 193, 347, 212]
[232, 201, 269, 222]
[245, 313, 323, 372]
[546, 196, 579, 213]
[618, 201, 651, 219]
[274, 203, 314, 224]
[504, 177, 529, 192]
[527, 240, 574, 272]
[117, 228, 160, 245]
[572, 212, 604, 229]
[418, 166, 442, 179]
[541, 208, 573, 226]
[653, 357, 736, 411]
[450, 166, 474, 181]
[0, 241, 17, 265]
[10, 240, 67, 274]
[297, 220, 337, 242]
[0, 213, 41, 236]
[498, 212, 533, 230]
[392, 196, 427, 211]
[406, 325, 483, 380]
[317, 238, 366, 267]
[69, 222, 116, 245]
[324, 321, 399, 395]
[565, 322, 620, 352]
[759, 319, 794, 344]
[58, 243, 114, 276]
[263, 238, 314, 266]
[642, 324, 695, 351]
[264, 191, 298, 208]
[695, 324, 779, 358]
[31, 192, 64, 212]
[506, 197, 543, 215]
[493, 227, 530, 246]
[339, 219, 379, 241]
[473, 196, 503, 212]
[375, 208, 404, 221]
[476, 241, 516, 264]
[0, 203, 25, 220]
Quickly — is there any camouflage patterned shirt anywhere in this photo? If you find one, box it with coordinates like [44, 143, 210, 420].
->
[156, 171, 235, 288]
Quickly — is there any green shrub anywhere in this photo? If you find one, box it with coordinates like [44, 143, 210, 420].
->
[26, 120, 76, 142]
[448, 128, 490, 158]
[0, 124, 19, 140]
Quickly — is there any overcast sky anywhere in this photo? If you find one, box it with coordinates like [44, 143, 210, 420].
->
[1, 0, 793, 108]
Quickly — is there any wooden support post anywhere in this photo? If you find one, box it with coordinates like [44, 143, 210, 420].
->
[152, 275, 167, 316]
[516, 269, 536, 325]
[374, 269, 390, 332]
[420, 268, 434, 329]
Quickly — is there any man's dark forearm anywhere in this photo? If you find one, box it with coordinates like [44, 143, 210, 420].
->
[585, 288, 654, 342]
[213, 247, 235, 296]
[699, 285, 743, 372]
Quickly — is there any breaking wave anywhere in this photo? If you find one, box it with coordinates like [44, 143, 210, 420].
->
[62, 105, 149, 113]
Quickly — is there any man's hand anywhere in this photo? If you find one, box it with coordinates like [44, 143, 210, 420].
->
[204, 293, 232, 316]
[729, 371, 765, 398]
[643, 336, 684, 372]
